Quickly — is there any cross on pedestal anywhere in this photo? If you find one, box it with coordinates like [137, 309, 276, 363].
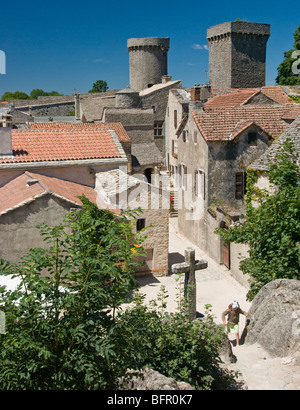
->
[171, 247, 208, 321]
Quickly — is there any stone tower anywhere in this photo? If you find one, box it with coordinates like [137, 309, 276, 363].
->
[127, 37, 170, 92]
[207, 21, 270, 89]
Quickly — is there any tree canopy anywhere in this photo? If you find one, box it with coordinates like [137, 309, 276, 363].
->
[88, 80, 109, 93]
[276, 25, 300, 85]
[1, 89, 63, 101]
[217, 139, 300, 300]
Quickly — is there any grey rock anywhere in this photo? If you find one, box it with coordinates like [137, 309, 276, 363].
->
[246, 279, 300, 357]
[118, 368, 195, 390]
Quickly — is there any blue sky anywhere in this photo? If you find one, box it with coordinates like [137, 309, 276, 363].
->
[0, 0, 299, 96]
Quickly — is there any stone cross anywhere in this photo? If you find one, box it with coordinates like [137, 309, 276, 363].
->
[171, 247, 208, 321]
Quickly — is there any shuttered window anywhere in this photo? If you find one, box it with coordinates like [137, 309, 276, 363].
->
[235, 172, 244, 199]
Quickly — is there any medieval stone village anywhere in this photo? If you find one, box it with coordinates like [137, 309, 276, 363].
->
[0, 20, 300, 390]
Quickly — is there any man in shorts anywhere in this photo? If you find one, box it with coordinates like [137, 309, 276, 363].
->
[222, 300, 248, 346]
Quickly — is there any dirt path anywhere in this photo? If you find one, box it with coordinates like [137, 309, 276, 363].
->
[136, 218, 300, 390]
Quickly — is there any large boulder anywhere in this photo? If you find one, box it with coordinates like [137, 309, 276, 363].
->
[246, 279, 300, 357]
[118, 368, 195, 390]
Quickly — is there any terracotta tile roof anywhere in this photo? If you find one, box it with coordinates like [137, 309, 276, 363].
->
[205, 89, 257, 108]
[0, 171, 96, 214]
[0, 126, 126, 164]
[192, 105, 300, 141]
[29, 121, 131, 143]
[205, 86, 294, 109]
[0, 171, 120, 215]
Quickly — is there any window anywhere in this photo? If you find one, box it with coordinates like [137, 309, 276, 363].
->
[182, 130, 186, 142]
[136, 218, 146, 231]
[248, 132, 257, 146]
[182, 164, 187, 190]
[194, 130, 198, 144]
[174, 110, 177, 129]
[195, 170, 205, 199]
[235, 172, 246, 199]
[154, 121, 163, 138]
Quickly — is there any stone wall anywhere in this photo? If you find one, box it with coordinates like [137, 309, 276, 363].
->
[0, 195, 75, 263]
[16, 101, 75, 117]
[207, 126, 270, 212]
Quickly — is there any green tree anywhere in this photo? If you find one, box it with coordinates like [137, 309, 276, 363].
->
[217, 139, 300, 300]
[0, 197, 238, 390]
[88, 80, 109, 93]
[0, 198, 146, 389]
[1, 91, 29, 101]
[29, 89, 63, 99]
[276, 25, 300, 85]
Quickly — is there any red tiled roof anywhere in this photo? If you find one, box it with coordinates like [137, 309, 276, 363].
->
[192, 105, 300, 141]
[29, 122, 131, 143]
[0, 171, 120, 215]
[0, 126, 125, 164]
[205, 86, 294, 109]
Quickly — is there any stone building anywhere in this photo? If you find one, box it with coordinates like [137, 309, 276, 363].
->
[250, 113, 300, 192]
[75, 37, 181, 180]
[165, 85, 300, 285]
[0, 122, 127, 261]
[0, 121, 169, 276]
[207, 21, 270, 89]
[95, 168, 169, 276]
[0, 171, 98, 264]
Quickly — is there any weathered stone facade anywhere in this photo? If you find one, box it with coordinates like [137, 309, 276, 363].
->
[127, 37, 170, 92]
[207, 21, 270, 89]
[0, 194, 76, 264]
[165, 84, 300, 285]
[95, 169, 169, 276]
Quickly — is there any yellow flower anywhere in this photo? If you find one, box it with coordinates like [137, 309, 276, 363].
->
[131, 248, 137, 253]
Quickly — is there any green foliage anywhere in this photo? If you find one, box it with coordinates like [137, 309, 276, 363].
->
[276, 26, 300, 85]
[0, 198, 145, 389]
[0, 197, 237, 390]
[88, 80, 109, 93]
[29, 89, 63, 99]
[1, 89, 63, 101]
[1, 91, 30, 101]
[115, 280, 237, 390]
[290, 95, 300, 103]
[217, 139, 300, 300]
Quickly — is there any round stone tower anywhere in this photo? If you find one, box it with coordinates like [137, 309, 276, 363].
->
[127, 37, 170, 92]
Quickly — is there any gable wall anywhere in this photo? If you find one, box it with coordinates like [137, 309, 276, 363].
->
[0, 194, 75, 264]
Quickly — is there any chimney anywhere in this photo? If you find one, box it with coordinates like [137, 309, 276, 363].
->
[190, 84, 212, 102]
[190, 85, 201, 101]
[162, 75, 172, 84]
[0, 127, 13, 156]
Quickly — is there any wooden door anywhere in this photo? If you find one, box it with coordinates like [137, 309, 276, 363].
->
[222, 241, 230, 269]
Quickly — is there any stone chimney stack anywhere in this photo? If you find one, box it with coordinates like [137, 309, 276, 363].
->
[190, 85, 212, 102]
[190, 85, 201, 102]
[0, 127, 13, 157]
[162, 75, 172, 84]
